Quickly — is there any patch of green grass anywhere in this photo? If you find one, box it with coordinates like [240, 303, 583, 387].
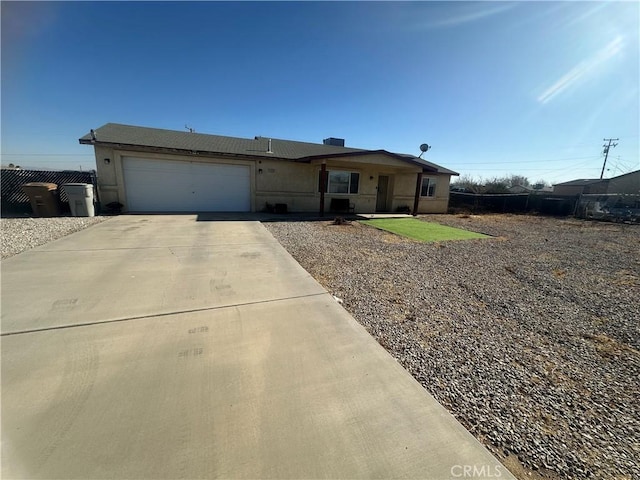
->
[360, 218, 489, 242]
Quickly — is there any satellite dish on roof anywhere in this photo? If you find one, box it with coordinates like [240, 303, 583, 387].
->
[418, 143, 431, 158]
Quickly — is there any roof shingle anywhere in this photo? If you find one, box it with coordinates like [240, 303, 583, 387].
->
[80, 123, 457, 175]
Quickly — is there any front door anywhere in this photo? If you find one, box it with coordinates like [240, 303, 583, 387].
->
[376, 175, 389, 212]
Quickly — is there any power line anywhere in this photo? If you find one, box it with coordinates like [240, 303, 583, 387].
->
[448, 155, 601, 166]
[607, 156, 636, 176]
[459, 158, 597, 174]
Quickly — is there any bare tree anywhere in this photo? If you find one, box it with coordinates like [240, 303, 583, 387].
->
[451, 174, 482, 193]
[506, 175, 530, 188]
[452, 174, 547, 194]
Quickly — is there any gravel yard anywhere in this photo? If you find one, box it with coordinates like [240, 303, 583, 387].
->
[2, 213, 636, 478]
[1, 216, 110, 259]
[265, 214, 639, 480]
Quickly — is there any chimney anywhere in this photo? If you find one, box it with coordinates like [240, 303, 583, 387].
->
[323, 137, 345, 147]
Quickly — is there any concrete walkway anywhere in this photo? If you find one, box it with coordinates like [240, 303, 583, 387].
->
[1, 215, 513, 479]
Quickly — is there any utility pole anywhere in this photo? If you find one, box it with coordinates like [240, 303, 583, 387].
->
[600, 138, 618, 179]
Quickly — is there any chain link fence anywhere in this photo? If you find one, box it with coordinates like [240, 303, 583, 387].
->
[449, 190, 640, 223]
[575, 194, 640, 223]
[1, 168, 98, 215]
[449, 191, 578, 216]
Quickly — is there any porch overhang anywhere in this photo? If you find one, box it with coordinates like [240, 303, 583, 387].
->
[304, 152, 423, 173]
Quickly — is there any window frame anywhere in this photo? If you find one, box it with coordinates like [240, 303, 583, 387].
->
[420, 177, 437, 198]
[319, 169, 360, 195]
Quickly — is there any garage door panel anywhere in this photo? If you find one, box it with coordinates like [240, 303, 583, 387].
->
[123, 157, 250, 212]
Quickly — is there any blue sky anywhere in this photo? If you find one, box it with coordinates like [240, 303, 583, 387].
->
[2, 1, 638, 184]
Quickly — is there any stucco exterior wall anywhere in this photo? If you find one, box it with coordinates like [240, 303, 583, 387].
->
[418, 174, 452, 213]
[389, 173, 452, 213]
[391, 173, 419, 212]
[92, 147, 454, 214]
[94, 146, 120, 206]
[256, 161, 390, 213]
[254, 159, 315, 212]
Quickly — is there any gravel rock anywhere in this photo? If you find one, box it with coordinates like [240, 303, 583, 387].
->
[265, 214, 639, 480]
[1, 215, 110, 259]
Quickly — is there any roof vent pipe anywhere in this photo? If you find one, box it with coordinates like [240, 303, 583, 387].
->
[267, 138, 273, 153]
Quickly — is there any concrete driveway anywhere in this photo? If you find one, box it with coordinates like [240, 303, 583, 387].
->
[1, 215, 513, 479]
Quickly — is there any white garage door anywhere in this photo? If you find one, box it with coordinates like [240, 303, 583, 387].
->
[122, 157, 251, 212]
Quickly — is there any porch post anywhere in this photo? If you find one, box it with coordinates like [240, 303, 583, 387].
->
[412, 172, 423, 216]
[319, 161, 327, 217]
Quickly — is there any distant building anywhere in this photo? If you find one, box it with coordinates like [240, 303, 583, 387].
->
[553, 178, 608, 196]
[507, 185, 532, 194]
[553, 170, 639, 196]
[606, 170, 640, 195]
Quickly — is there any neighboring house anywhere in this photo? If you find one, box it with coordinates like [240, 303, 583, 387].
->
[606, 169, 639, 194]
[79, 123, 458, 214]
[553, 178, 609, 196]
[553, 170, 639, 196]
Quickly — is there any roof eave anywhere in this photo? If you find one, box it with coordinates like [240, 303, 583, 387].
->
[295, 150, 374, 163]
[409, 159, 458, 175]
[433, 168, 459, 176]
[297, 150, 459, 175]
[79, 139, 291, 161]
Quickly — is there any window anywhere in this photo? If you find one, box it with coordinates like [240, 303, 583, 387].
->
[318, 170, 360, 194]
[421, 177, 437, 197]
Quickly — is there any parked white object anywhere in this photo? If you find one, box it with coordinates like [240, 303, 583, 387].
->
[63, 183, 95, 217]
